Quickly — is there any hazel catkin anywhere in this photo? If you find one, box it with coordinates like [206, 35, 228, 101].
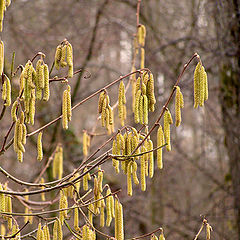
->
[164, 109, 173, 152]
[37, 131, 43, 161]
[157, 125, 165, 169]
[175, 86, 184, 127]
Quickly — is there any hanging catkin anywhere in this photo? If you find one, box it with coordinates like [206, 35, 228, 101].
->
[106, 188, 112, 226]
[66, 85, 72, 121]
[206, 223, 212, 240]
[147, 73, 156, 112]
[164, 109, 173, 151]
[134, 89, 141, 123]
[53, 218, 62, 240]
[157, 125, 165, 169]
[0, 184, 5, 212]
[151, 234, 158, 240]
[11, 100, 18, 122]
[143, 94, 148, 124]
[43, 64, 50, 101]
[0, 41, 4, 75]
[43, 225, 50, 240]
[147, 140, 154, 178]
[62, 88, 68, 130]
[60, 45, 67, 67]
[199, 65, 205, 107]
[98, 91, 106, 113]
[138, 24, 146, 47]
[175, 86, 184, 127]
[159, 231, 166, 240]
[194, 62, 201, 108]
[83, 131, 89, 157]
[139, 95, 144, 124]
[83, 167, 91, 191]
[40, 177, 45, 201]
[141, 47, 145, 69]
[127, 161, 133, 196]
[74, 205, 79, 231]
[37, 131, 43, 161]
[55, 45, 62, 70]
[66, 43, 73, 78]
[3, 75, 11, 106]
[140, 146, 146, 191]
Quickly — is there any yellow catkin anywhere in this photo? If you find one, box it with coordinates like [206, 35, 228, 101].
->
[101, 97, 107, 127]
[5, 194, 12, 230]
[114, 199, 119, 240]
[204, 70, 208, 101]
[106, 189, 112, 226]
[55, 45, 62, 70]
[127, 161, 133, 196]
[139, 95, 144, 124]
[4, 76, 11, 106]
[144, 142, 149, 177]
[66, 43, 73, 78]
[138, 25, 146, 47]
[88, 203, 94, 224]
[105, 107, 110, 129]
[37, 131, 43, 161]
[74, 205, 79, 231]
[83, 167, 90, 191]
[0, 41, 4, 75]
[11, 100, 18, 122]
[141, 47, 145, 69]
[134, 89, 141, 123]
[98, 169, 103, 193]
[17, 122, 25, 153]
[60, 45, 67, 68]
[164, 109, 173, 152]
[59, 190, 68, 225]
[29, 89, 36, 125]
[1, 224, 6, 236]
[100, 202, 105, 227]
[148, 73, 156, 112]
[194, 62, 201, 108]
[112, 139, 120, 173]
[140, 147, 146, 191]
[43, 64, 50, 101]
[82, 225, 90, 240]
[83, 131, 88, 157]
[148, 140, 154, 178]
[36, 223, 42, 240]
[157, 125, 165, 169]
[40, 177, 45, 201]
[199, 65, 205, 107]
[67, 85, 72, 121]
[2, 76, 7, 100]
[37, 60, 44, 90]
[0, 184, 5, 212]
[143, 94, 148, 124]
[98, 91, 105, 113]
[132, 161, 139, 185]
[62, 88, 68, 129]
[43, 225, 50, 240]
[175, 86, 184, 127]
[117, 201, 124, 240]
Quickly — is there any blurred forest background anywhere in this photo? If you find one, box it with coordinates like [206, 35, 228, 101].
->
[0, 0, 239, 239]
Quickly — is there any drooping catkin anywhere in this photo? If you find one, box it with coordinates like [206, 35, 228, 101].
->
[140, 147, 146, 191]
[132, 161, 139, 185]
[151, 234, 158, 240]
[157, 125, 165, 169]
[82, 225, 90, 240]
[0, 184, 5, 212]
[11, 100, 18, 122]
[98, 91, 105, 113]
[43, 64, 50, 101]
[52, 145, 63, 179]
[66, 85, 72, 121]
[164, 109, 173, 152]
[0, 41, 4, 75]
[4, 75, 11, 106]
[112, 139, 120, 173]
[83, 131, 89, 157]
[127, 161, 133, 196]
[59, 190, 68, 225]
[147, 140, 154, 178]
[139, 95, 144, 124]
[141, 47, 145, 69]
[106, 189, 112, 226]
[5, 194, 12, 230]
[101, 96, 107, 127]
[116, 200, 124, 240]
[175, 86, 184, 127]
[134, 89, 141, 123]
[66, 43, 73, 78]
[74, 205, 79, 231]
[29, 89, 36, 125]
[62, 88, 68, 130]
[199, 65, 205, 107]
[194, 62, 201, 108]
[60, 45, 67, 68]
[206, 223, 212, 240]
[55, 45, 62, 70]
[83, 167, 91, 191]
[143, 94, 148, 124]
[138, 24, 146, 47]
[37, 131, 43, 161]
[100, 200, 105, 227]
[159, 231, 166, 240]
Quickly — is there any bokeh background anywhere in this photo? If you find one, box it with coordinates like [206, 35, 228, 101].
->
[0, 0, 239, 239]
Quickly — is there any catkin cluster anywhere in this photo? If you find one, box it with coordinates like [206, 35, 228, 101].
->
[175, 86, 184, 127]
[83, 130, 91, 157]
[134, 71, 156, 124]
[0, 183, 12, 230]
[163, 109, 173, 152]
[118, 81, 127, 126]
[194, 61, 208, 108]
[98, 90, 114, 134]
[63, 173, 80, 199]
[36, 223, 50, 240]
[0, 0, 11, 32]
[54, 39, 73, 78]
[62, 85, 72, 130]
[1, 74, 11, 106]
[21, 58, 50, 125]
[52, 144, 63, 180]
[112, 128, 154, 195]
[83, 167, 91, 191]
[13, 111, 27, 162]
[82, 224, 96, 240]
[59, 190, 68, 225]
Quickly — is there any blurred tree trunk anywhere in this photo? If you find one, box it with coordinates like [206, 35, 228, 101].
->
[217, 0, 240, 238]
